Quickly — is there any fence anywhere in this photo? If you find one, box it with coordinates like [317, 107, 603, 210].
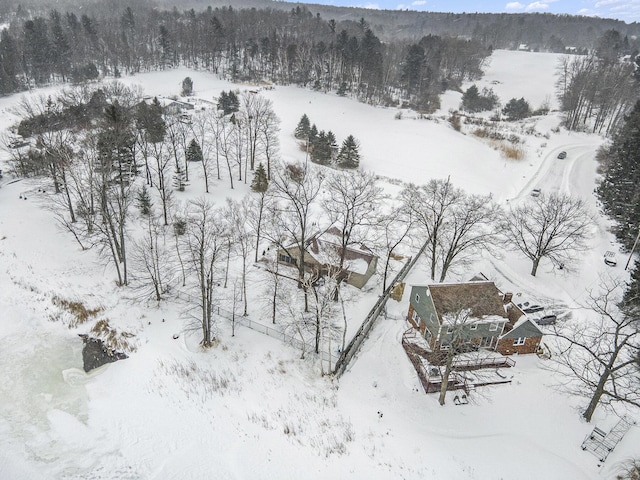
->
[332, 239, 430, 377]
[214, 305, 333, 365]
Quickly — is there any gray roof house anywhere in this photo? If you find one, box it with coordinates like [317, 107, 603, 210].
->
[406, 280, 542, 354]
[277, 227, 378, 289]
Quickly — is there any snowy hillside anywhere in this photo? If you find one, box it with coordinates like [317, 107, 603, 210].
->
[1, 50, 638, 480]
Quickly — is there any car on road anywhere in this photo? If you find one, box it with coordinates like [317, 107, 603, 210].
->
[604, 251, 617, 267]
[557, 151, 567, 159]
[531, 188, 541, 197]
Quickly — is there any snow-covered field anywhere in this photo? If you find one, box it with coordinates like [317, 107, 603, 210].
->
[1, 50, 638, 480]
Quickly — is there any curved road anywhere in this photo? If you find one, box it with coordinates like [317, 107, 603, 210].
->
[515, 144, 600, 205]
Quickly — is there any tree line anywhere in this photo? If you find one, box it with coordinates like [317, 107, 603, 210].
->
[0, 3, 489, 111]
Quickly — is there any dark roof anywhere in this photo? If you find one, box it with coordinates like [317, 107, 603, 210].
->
[428, 281, 508, 324]
[305, 229, 376, 268]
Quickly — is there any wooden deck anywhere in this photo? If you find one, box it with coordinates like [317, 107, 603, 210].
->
[402, 328, 515, 394]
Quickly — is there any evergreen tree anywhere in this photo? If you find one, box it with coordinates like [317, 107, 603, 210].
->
[308, 123, 318, 144]
[598, 100, 640, 249]
[136, 98, 166, 143]
[250, 162, 269, 193]
[50, 10, 71, 82]
[227, 91, 239, 113]
[502, 97, 531, 120]
[217, 90, 239, 115]
[181, 76, 193, 96]
[98, 101, 137, 183]
[137, 184, 152, 215]
[0, 30, 20, 94]
[174, 163, 188, 192]
[327, 130, 338, 156]
[401, 44, 425, 95]
[336, 135, 360, 169]
[461, 85, 499, 113]
[310, 130, 332, 165]
[186, 138, 203, 163]
[294, 113, 311, 139]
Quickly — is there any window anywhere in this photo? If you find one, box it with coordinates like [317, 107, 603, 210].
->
[415, 293, 420, 304]
[513, 337, 526, 346]
[279, 254, 297, 265]
[412, 310, 417, 322]
[446, 325, 454, 334]
[470, 323, 478, 330]
[489, 322, 499, 331]
[440, 342, 450, 351]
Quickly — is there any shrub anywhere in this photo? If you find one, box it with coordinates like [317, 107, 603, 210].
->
[51, 296, 103, 328]
[502, 97, 531, 120]
[461, 85, 499, 113]
[449, 112, 461, 131]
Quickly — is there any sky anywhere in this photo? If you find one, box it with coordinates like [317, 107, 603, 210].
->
[292, 0, 640, 23]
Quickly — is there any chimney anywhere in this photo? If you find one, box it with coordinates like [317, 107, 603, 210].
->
[503, 292, 513, 304]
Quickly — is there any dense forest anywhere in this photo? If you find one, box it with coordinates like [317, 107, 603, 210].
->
[5, 0, 640, 48]
[0, 1, 493, 112]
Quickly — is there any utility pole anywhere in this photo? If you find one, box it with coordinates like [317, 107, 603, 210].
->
[625, 227, 640, 270]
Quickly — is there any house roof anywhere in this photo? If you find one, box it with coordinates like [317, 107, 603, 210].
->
[305, 228, 376, 275]
[427, 281, 509, 325]
[500, 317, 543, 339]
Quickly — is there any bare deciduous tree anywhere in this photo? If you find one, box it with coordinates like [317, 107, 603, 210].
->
[437, 308, 474, 406]
[549, 278, 640, 422]
[224, 198, 254, 317]
[322, 170, 383, 289]
[401, 177, 463, 281]
[437, 193, 501, 282]
[501, 192, 593, 276]
[130, 214, 175, 302]
[376, 203, 416, 293]
[182, 198, 226, 347]
[269, 162, 324, 312]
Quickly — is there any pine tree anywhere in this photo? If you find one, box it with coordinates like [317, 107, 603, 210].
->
[217, 91, 228, 112]
[624, 260, 640, 308]
[217, 90, 239, 115]
[310, 130, 332, 165]
[502, 97, 531, 120]
[251, 162, 269, 193]
[336, 135, 360, 169]
[137, 184, 152, 215]
[174, 163, 188, 191]
[598, 100, 640, 249]
[327, 130, 338, 157]
[185, 139, 203, 163]
[181, 76, 193, 96]
[294, 114, 311, 139]
[308, 124, 318, 144]
[227, 91, 239, 113]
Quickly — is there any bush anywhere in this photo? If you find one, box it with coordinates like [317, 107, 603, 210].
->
[617, 459, 640, 480]
[502, 97, 531, 120]
[499, 143, 525, 160]
[461, 85, 499, 113]
[449, 112, 461, 131]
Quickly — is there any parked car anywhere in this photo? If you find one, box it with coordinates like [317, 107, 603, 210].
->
[557, 151, 567, 159]
[517, 302, 544, 314]
[531, 188, 541, 197]
[535, 314, 557, 326]
[523, 305, 544, 314]
[604, 251, 617, 267]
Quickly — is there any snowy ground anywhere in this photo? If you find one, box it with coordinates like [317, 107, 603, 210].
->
[1, 50, 639, 479]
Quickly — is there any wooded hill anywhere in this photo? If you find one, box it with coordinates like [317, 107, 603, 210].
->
[156, 0, 640, 49]
[3, 0, 640, 51]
